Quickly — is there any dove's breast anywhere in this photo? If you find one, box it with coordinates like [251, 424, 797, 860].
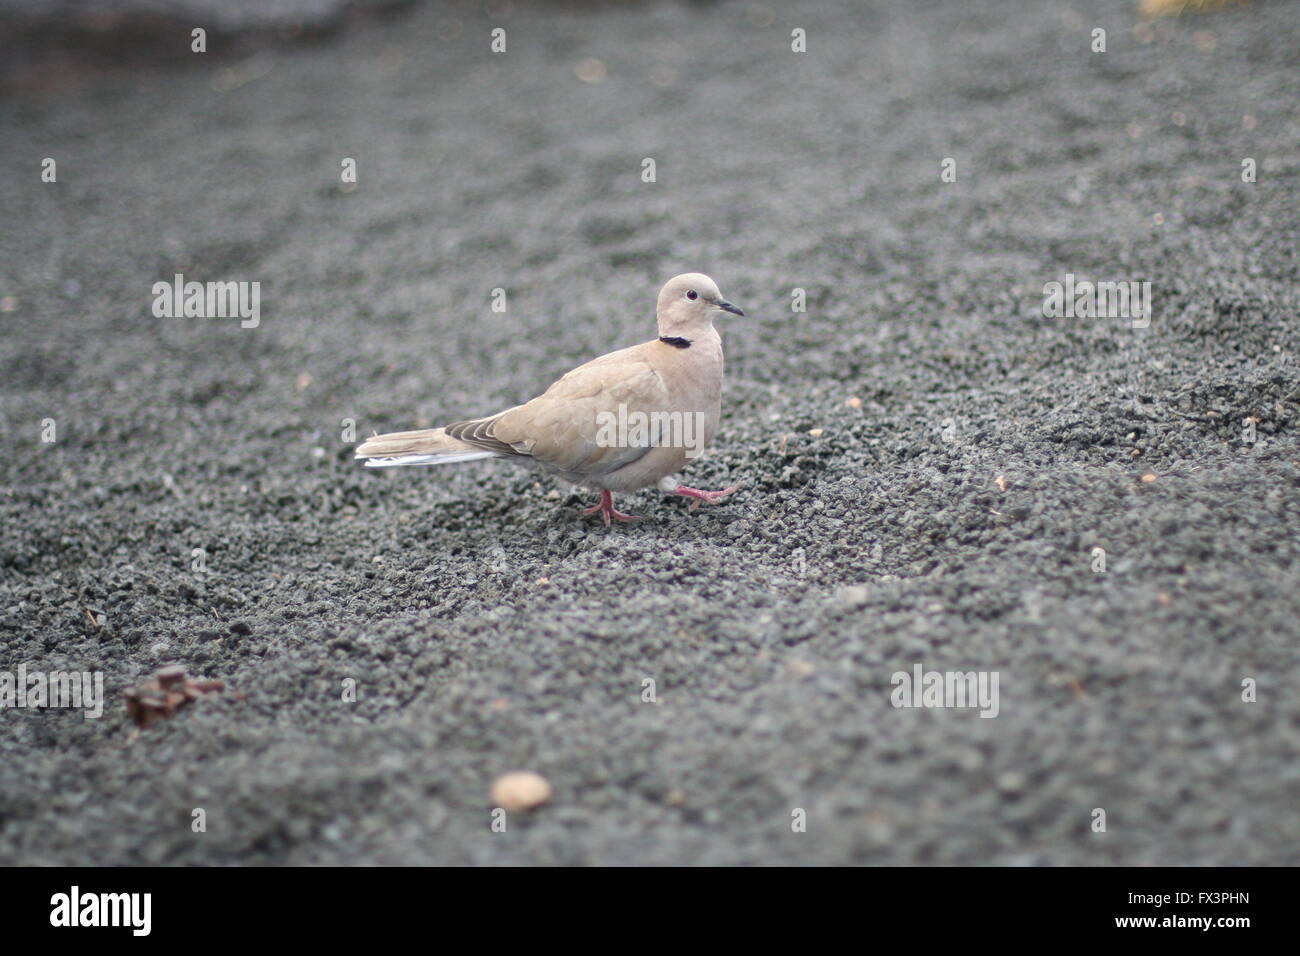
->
[490, 327, 726, 493]
[594, 328, 725, 492]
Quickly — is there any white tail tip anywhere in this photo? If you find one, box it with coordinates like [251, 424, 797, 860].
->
[362, 452, 496, 468]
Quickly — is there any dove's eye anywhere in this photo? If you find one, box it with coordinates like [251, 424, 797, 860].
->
[686, 290, 698, 300]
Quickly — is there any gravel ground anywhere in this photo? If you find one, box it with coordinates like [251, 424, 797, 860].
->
[1, 0, 1298, 866]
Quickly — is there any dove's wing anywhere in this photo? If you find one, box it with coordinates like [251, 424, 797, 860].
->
[449, 342, 670, 479]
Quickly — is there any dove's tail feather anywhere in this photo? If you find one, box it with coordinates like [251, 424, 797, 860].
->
[355, 427, 499, 468]
[363, 452, 496, 467]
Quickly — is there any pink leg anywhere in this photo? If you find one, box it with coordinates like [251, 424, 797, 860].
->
[674, 483, 741, 512]
[581, 489, 640, 526]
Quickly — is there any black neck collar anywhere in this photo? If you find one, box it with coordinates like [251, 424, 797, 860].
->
[659, 336, 691, 349]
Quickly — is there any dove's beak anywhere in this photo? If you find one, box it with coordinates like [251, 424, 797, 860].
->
[717, 300, 744, 317]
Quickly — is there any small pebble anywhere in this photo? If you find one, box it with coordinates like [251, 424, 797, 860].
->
[575, 58, 607, 83]
[836, 585, 870, 606]
[491, 772, 552, 812]
[997, 772, 1025, 793]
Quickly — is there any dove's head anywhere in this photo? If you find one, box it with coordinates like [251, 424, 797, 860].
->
[655, 273, 744, 337]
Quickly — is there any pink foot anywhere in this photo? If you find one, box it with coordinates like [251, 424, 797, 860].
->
[674, 483, 741, 512]
[581, 490, 640, 526]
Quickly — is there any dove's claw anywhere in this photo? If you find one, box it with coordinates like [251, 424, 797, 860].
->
[582, 490, 640, 526]
[674, 483, 740, 512]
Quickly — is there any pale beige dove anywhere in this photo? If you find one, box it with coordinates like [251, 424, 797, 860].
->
[355, 273, 743, 524]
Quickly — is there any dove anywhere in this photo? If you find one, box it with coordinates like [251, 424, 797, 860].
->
[355, 273, 744, 525]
